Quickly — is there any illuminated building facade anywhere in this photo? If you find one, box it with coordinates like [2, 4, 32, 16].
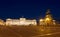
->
[39, 19, 45, 25]
[0, 9, 56, 26]
[39, 9, 56, 25]
[44, 9, 53, 25]
[6, 18, 37, 26]
[0, 19, 5, 25]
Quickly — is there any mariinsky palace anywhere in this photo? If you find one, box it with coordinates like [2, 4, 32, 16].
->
[0, 9, 56, 26]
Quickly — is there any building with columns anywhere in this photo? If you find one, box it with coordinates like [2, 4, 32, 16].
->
[6, 18, 37, 26]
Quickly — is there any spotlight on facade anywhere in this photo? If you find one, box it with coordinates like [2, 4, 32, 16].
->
[45, 18, 51, 21]
[40, 19, 44, 22]
[39, 19, 45, 25]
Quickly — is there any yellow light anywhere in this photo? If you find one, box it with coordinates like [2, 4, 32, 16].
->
[45, 18, 50, 21]
[40, 19, 44, 22]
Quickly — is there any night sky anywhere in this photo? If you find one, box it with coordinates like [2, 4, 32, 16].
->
[0, 0, 60, 20]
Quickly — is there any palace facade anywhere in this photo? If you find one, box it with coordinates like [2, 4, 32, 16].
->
[6, 18, 37, 26]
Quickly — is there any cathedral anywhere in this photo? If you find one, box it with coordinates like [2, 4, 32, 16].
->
[39, 9, 56, 25]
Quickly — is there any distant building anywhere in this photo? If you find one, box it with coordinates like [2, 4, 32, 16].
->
[39, 19, 45, 25]
[6, 18, 37, 26]
[39, 9, 56, 25]
[0, 19, 5, 25]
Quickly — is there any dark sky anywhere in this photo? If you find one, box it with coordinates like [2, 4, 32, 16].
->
[0, 0, 60, 20]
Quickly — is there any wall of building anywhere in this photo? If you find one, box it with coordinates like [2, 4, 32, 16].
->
[6, 18, 37, 26]
[0, 19, 5, 25]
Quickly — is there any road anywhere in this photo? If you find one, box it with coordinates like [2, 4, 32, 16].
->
[0, 25, 60, 37]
